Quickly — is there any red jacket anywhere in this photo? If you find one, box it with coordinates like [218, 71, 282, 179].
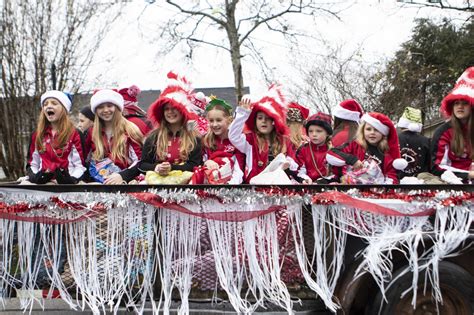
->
[327, 140, 398, 184]
[431, 121, 472, 180]
[296, 142, 330, 181]
[27, 126, 85, 179]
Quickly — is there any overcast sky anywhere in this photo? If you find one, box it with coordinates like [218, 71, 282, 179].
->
[84, 0, 470, 95]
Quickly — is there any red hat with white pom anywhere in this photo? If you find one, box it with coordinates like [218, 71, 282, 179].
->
[148, 71, 200, 126]
[441, 67, 474, 117]
[361, 112, 408, 170]
[118, 85, 141, 107]
[245, 84, 289, 136]
[333, 99, 364, 122]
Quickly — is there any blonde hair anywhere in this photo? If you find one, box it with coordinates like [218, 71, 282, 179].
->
[450, 114, 474, 158]
[35, 106, 75, 152]
[155, 120, 198, 161]
[203, 105, 232, 151]
[355, 121, 389, 153]
[288, 121, 305, 149]
[92, 110, 144, 162]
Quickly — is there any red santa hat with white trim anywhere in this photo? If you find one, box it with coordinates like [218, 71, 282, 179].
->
[361, 112, 408, 170]
[333, 99, 364, 122]
[245, 84, 289, 136]
[148, 71, 200, 126]
[441, 66, 474, 117]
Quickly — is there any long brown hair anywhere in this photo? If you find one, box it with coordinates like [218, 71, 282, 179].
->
[155, 120, 198, 161]
[450, 114, 474, 158]
[256, 129, 287, 157]
[203, 105, 232, 151]
[35, 107, 75, 152]
[92, 110, 144, 162]
[334, 117, 358, 142]
[355, 121, 389, 153]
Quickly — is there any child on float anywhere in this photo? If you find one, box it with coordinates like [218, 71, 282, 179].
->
[25, 90, 85, 184]
[137, 72, 202, 178]
[199, 97, 244, 184]
[431, 66, 474, 183]
[396, 106, 434, 183]
[287, 102, 310, 151]
[86, 89, 144, 184]
[228, 85, 298, 183]
[326, 112, 407, 184]
[78, 106, 95, 136]
[296, 112, 334, 184]
[331, 99, 364, 147]
[118, 85, 153, 136]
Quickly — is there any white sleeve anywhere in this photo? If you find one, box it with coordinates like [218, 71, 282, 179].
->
[228, 155, 244, 184]
[68, 144, 86, 178]
[228, 107, 252, 154]
[297, 165, 311, 181]
[30, 150, 42, 174]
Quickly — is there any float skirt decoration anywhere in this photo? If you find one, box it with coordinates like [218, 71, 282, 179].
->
[0, 186, 472, 314]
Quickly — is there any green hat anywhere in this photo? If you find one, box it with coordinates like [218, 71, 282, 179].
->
[205, 95, 233, 113]
[397, 107, 423, 132]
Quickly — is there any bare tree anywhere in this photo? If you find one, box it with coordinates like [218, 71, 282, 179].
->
[287, 42, 383, 114]
[153, 1, 340, 102]
[397, 0, 473, 12]
[0, 0, 121, 180]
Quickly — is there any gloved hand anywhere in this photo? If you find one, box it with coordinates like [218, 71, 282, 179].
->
[55, 168, 78, 184]
[28, 170, 54, 184]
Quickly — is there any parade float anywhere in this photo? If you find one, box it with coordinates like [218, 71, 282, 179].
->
[0, 184, 473, 314]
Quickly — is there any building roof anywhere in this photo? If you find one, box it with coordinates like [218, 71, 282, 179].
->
[73, 87, 250, 112]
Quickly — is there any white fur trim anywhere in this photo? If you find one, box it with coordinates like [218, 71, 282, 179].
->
[332, 104, 361, 122]
[41, 91, 72, 112]
[90, 90, 124, 113]
[326, 153, 346, 167]
[397, 117, 422, 133]
[393, 158, 408, 170]
[361, 114, 389, 136]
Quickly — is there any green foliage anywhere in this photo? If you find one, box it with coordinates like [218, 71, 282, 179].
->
[371, 18, 474, 121]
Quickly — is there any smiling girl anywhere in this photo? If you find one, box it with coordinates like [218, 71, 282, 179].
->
[25, 90, 85, 184]
[198, 97, 244, 184]
[86, 89, 144, 184]
[137, 72, 202, 178]
[327, 112, 407, 184]
[228, 85, 298, 183]
[432, 67, 474, 182]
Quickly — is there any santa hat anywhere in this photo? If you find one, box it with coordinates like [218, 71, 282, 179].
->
[305, 112, 333, 135]
[118, 85, 141, 107]
[245, 84, 289, 136]
[90, 89, 124, 113]
[441, 67, 474, 117]
[147, 71, 200, 126]
[41, 90, 73, 113]
[333, 99, 364, 122]
[361, 112, 408, 170]
[397, 107, 423, 133]
[287, 102, 310, 123]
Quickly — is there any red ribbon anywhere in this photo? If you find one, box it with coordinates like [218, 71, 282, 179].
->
[129, 192, 285, 222]
[312, 191, 435, 217]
